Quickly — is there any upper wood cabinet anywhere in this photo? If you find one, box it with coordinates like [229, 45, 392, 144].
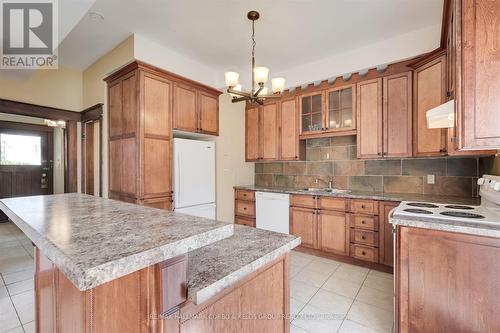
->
[383, 72, 413, 157]
[300, 92, 324, 137]
[455, 0, 500, 150]
[325, 85, 356, 134]
[279, 97, 305, 161]
[173, 84, 220, 136]
[413, 55, 448, 157]
[357, 78, 383, 158]
[245, 102, 279, 161]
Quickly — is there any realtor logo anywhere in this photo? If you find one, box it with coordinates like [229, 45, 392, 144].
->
[1, 0, 58, 69]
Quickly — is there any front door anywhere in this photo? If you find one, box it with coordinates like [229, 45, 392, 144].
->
[0, 122, 53, 198]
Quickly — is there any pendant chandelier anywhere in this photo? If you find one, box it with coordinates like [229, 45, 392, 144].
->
[224, 11, 285, 105]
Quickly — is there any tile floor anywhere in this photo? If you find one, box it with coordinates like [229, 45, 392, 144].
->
[0, 222, 34, 333]
[0, 222, 394, 333]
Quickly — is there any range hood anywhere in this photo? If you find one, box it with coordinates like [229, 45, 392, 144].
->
[426, 100, 455, 128]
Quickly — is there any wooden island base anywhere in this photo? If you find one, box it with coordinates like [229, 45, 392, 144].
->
[35, 248, 290, 333]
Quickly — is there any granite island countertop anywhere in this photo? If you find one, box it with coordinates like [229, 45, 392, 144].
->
[186, 225, 300, 304]
[0, 193, 233, 291]
[234, 185, 481, 205]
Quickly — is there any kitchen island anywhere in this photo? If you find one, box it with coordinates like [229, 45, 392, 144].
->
[0, 194, 300, 333]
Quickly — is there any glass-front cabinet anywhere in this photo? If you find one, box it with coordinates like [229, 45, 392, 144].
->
[299, 85, 356, 138]
[325, 85, 356, 133]
[300, 92, 324, 135]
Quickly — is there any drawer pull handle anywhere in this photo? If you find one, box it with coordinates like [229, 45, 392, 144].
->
[243, 194, 247, 197]
[362, 251, 366, 256]
[361, 220, 366, 224]
[243, 207, 247, 210]
[361, 205, 366, 209]
[361, 235, 366, 240]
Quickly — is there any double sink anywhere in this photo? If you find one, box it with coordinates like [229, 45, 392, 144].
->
[299, 188, 351, 194]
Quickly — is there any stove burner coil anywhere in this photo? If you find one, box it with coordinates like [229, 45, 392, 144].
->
[440, 211, 485, 219]
[403, 208, 433, 214]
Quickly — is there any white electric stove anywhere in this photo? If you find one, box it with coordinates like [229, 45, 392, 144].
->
[392, 174, 500, 225]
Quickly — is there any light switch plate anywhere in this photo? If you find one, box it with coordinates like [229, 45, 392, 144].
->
[427, 174, 435, 185]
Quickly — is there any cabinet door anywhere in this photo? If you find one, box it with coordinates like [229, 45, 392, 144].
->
[262, 103, 279, 160]
[290, 207, 317, 249]
[459, 0, 500, 149]
[383, 72, 412, 157]
[198, 91, 219, 135]
[357, 78, 383, 158]
[325, 85, 356, 133]
[173, 83, 197, 132]
[245, 107, 260, 161]
[379, 201, 399, 267]
[413, 56, 447, 156]
[318, 210, 349, 256]
[300, 93, 324, 136]
[279, 98, 299, 160]
[108, 80, 123, 138]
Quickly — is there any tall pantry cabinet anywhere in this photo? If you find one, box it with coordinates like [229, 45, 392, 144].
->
[105, 61, 221, 210]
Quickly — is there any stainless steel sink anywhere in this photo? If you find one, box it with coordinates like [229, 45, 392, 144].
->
[299, 188, 350, 194]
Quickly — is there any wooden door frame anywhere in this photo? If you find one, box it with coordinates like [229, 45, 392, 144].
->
[80, 104, 104, 196]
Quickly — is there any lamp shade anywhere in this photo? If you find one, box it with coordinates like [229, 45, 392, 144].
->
[253, 66, 269, 84]
[271, 77, 285, 93]
[224, 72, 239, 87]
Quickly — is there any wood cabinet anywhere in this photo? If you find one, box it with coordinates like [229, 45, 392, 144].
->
[357, 74, 412, 159]
[379, 201, 399, 267]
[300, 92, 324, 136]
[245, 102, 279, 161]
[455, 0, 500, 150]
[173, 83, 220, 136]
[413, 55, 448, 156]
[290, 206, 317, 249]
[318, 210, 349, 255]
[356, 78, 383, 158]
[395, 226, 500, 332]
[106, 63, 173, 208]
[234, 189, 256, 227]
[279, 97, 306, 160]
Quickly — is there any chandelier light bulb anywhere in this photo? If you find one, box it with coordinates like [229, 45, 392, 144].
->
[271, 77, 285, 93]
[253, 66, 269, 84]
[224, 71, 239, 87]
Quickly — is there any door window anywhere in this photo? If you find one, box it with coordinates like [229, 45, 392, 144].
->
[0, 133, 42, 165]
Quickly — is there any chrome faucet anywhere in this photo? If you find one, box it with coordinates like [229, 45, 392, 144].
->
[315, 177, 334, 189]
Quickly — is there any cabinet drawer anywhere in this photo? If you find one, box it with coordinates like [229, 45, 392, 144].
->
[290, 194, 316, 208]
[350, 200, 379, 215]
[236, 190, 255, 201]
[350, 244, 379, 263]
[350, 229, 379, 246]
[235, 216, 256, 227]
[318, 197, 346, 211]
[235, 200, 255, 217]
[350, 214, 379, 231]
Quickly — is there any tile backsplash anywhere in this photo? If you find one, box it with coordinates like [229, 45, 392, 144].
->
[255, 136, 485, 197]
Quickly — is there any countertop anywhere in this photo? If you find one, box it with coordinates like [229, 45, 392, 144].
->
[390, 209, 500, 238]
[186, 225, 300, 304]
[234, 185, 481, 205]
[0, 193, 233, 291]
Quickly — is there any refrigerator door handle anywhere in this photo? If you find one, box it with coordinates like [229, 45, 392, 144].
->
[177, 152, 182, 206]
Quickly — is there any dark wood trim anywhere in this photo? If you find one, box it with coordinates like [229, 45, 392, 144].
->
[0, 120, 54, 133]
[0, 98, 81, 121]
[64, 121, 78, 193]
[407, 48, 447, 69]
[103, 60, 222, 96]
[440, 0, 452, 49]
[81, 103, 103, 122]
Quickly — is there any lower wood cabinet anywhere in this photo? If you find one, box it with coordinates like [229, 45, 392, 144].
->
[234, 189, 256, 227]
[290, 207, 317, 249]
[379, 201, 399, 267]
[395, 226, 500, 332]
[318, 210, 349, 256]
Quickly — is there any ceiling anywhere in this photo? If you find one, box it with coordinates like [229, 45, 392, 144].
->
[58, 0, 444, 74]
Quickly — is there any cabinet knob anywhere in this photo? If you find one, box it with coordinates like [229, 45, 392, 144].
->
[243, 194, 247, 197]
[361, 220, 366, 224]
[361, 205, 366, 209]
[378, 152, 382, 156]
[243, 207, 247, 210]
[361, 235, 366, 240]
[362, 251, 366, 256]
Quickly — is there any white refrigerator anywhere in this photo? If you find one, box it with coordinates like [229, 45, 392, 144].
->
[173, 138, 216, 219]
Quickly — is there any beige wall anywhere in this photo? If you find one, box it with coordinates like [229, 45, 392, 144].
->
[215, 94, 255, 222]
[82, 35, 135, 197]
[0, 66, 82, 111]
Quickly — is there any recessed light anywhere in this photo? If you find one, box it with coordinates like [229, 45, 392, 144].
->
[88, 11, 104, 21]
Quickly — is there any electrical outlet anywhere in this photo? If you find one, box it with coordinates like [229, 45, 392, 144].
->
[326, 152, 330, 159]
[427, 174, 435, 185]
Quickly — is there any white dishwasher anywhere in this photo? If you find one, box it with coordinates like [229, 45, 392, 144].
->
[255, 192, 290, 234]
